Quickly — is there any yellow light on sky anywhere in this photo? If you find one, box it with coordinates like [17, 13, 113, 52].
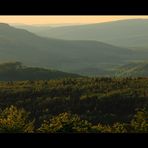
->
[0, 15, 148, 25]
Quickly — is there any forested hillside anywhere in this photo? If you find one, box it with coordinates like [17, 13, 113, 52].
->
[0, 77, 147, 133]
[0, 62, 80, 81]
[115, 61, 148, 77]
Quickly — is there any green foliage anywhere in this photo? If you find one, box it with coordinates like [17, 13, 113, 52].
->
[0, 105, 34, 133]
[91, 123, 127, 133]
[0, 77, 147, 126]
[38, 112, 91, 133]
[110, 123, 127, 133]
[91, 124, 112, 133]
[0, 105, 147, 133]
[0, 77, 147, 133]
[130, 109, 148, 133]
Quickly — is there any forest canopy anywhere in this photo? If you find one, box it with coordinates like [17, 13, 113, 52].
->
[0, 77, 147, 133]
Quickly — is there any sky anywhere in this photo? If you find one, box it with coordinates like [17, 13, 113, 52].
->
[0, 15, 148, 25]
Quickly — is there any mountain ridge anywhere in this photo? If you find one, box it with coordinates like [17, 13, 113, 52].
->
[20, 19, 148, 49]
[0, 61, 81, 81]
[0, 23, 133, 74]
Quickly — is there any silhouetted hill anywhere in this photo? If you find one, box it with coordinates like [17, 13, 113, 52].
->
[0, 62, 80, 81]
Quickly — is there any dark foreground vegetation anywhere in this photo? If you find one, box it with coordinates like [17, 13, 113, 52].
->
[0, 77, 147, 133]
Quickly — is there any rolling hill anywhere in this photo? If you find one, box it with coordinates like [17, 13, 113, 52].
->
[0, 61, 80, 81]
[0, 23, 134, 75]
[114, 61, 148, 77]
[21, 19, 148, 49]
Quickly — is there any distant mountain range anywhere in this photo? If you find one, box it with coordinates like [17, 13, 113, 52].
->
[0, 23, 135, 75]
[0, 62, 80, 81]
[17, 19, 148, 49]
[1, 20, 148, 77]
[13, 23, 84, 33]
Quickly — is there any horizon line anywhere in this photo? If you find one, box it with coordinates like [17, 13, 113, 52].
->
[0, 16, 148, 25]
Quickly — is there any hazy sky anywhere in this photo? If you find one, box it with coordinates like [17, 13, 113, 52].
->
[0, 15, 148, 25]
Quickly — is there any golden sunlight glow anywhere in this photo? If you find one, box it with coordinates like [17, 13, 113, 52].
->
[0, 15, 148, 25]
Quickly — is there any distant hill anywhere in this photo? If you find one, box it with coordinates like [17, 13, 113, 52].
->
[114, 61, 148, 77]
[23, 19, 148, 49]
[72, 67, 114, 76]
[0, 62, 80, 81]
[12, 24, 53, 35]
[0, 23, 133, 75]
